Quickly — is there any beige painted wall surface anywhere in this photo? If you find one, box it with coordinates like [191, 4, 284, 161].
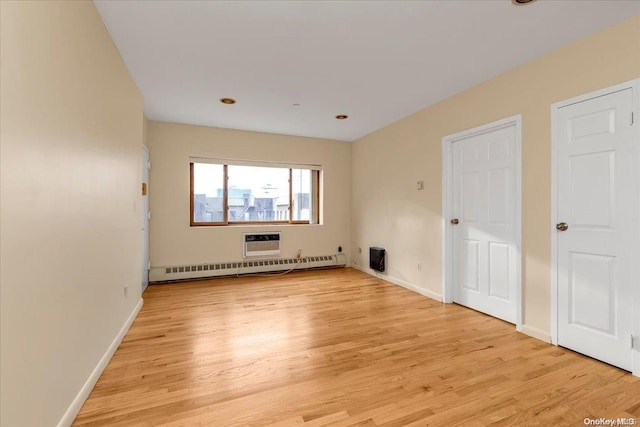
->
[147, 121, 350, 268]
[351, 15, 640, 339]
[0, 2, 143, 426]
[143, 114, 150, 148]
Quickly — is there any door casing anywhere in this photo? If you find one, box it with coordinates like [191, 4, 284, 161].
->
[551, 79, 640, 377]
[442, 114, 523, 332]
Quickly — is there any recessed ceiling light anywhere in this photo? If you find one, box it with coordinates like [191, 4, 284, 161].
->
[220, 98, 236, 104]
[335, 114, 348, 120]
[512, 0, 536, 4]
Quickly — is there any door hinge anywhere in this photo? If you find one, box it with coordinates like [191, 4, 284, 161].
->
[632, 335, 638, 350]
[147, 261, 151, 271]
[147, 161, 151, 170]
[147, 211, 151, 220]
[631, 112, 635, 126]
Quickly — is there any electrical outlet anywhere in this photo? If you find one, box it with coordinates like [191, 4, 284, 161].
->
[417, 262, 422, 271]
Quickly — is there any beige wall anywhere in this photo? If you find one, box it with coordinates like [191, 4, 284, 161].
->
[143, 114, 150, 148]
[0, 2, 143, 426]
[147, 121, 350, 268]
[351, 15, 640, 339]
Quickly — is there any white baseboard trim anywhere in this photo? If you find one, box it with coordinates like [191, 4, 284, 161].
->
[57, 298, 143, 427]
[520, 324, 551, 344]
[350, 264, 443, 302]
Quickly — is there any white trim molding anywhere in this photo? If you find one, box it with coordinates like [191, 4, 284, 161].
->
[57, 298, 144, 427]
[350, 264, 442, 302]
[441, 114, 523, 331]
[550, 78, 640, 377]
[520, 325, 552, 344]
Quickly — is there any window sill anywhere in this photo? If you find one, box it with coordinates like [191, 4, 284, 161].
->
[190, 221, 315, 227]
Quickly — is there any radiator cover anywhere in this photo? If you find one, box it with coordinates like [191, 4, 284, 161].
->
[149, 253, 347, 283]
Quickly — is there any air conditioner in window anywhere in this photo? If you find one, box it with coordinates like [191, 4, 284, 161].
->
[243, 232, 281, 258]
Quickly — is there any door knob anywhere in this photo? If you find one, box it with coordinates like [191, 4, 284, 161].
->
[451, 218, 459, 225]
[556, 222, 568, 231]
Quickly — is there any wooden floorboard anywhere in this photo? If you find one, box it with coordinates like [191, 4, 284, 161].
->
[73, 268, 639, 426]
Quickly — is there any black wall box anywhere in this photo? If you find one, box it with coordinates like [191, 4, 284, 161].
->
[370, 247, 386, 272]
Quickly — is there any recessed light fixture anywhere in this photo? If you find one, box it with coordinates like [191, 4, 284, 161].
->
[512, 0, 536, 4]
[335, 114, 348, 120]
[220, 98, 236, 104]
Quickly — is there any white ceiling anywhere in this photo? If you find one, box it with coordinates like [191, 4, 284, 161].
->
[94, 0, 640, 142]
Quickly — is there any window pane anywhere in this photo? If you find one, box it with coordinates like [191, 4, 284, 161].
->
[227, 165, 289, 222]
[193, 163, 225, 223]
[292, 169, 312, 221]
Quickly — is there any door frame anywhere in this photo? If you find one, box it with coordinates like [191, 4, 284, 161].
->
[550, 79, 640, 376]
[441, 114, 523, 331]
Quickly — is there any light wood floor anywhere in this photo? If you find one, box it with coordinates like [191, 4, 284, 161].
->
[73, 268, 640, 426]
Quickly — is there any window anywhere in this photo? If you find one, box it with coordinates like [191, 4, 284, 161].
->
[192, 163, 226, 223]
[190, 158, 320, 226]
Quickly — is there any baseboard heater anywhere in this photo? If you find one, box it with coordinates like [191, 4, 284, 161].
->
[150, 253, 347, 283]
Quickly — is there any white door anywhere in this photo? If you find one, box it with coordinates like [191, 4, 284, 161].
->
[452, 124, 518, 323]
[556, 88, 636, 371]
[142, 147, 150, 294]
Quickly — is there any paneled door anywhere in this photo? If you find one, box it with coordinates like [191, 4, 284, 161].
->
[452, 124, 518, 323]
[556, 88, 636, 371]
[142, 147, 150, 294]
